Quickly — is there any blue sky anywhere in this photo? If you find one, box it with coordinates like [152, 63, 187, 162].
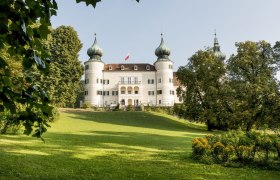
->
[51, 0, 280, 74]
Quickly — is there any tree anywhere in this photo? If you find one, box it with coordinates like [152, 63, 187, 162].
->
[227, 41, 280, 132]
[74, 80, 85, 108]
[177, 41, 280, 132]
[32, 26, 84, 107]
[176, 49, 228, 131]
[0, 0, 139, 138]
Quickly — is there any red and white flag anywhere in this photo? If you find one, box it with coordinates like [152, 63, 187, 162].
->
[124, 53, 130, 61]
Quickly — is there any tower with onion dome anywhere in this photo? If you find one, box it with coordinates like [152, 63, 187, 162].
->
[213, 31, 226, 60]
[84, 34, 104, 107]
[154, 34, 175, 106]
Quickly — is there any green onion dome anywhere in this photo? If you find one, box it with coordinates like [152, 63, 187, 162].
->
[155, 34, 171, 60]
[87, 34, 103, 61]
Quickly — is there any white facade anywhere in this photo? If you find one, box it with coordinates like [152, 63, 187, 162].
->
[84, 35, 181, 107]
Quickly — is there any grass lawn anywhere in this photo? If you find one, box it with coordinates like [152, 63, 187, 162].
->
[0, 110, 279, 179]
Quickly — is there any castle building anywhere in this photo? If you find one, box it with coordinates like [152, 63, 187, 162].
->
[84, 34, 181, 107]
[84, 33, 224, 107]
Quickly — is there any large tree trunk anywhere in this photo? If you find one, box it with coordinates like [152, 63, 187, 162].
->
[207, 119, 214, 131]
[246, 121, 254, 132]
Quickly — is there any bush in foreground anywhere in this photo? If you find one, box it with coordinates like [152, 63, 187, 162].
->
[192, 130, 280, 168]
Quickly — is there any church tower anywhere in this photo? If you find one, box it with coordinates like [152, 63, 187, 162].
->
[154, 34, 175, 106]
[84, 34, 104, 106]
[213, 31, 226, 60]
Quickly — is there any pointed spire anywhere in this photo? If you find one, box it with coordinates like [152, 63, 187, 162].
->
[87, 33, 103, 61]
[212, 30, 226, 59]
[213, 30, 220, 52]
[155, 33, 171, 61]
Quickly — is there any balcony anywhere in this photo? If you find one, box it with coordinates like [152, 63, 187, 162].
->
[118, 81, 141, 85]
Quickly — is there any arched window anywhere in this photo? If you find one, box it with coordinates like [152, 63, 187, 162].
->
[127, 86, 133, 94]
[121, 65, 124, 70]
[134, 65, 138, 70]
[109, 65, 112, 70]
[146, 65, 150, 70]
[134, 86, 139, 94]
[121, 87, 126, 94]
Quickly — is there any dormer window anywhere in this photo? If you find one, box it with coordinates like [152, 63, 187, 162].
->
[134, 65, 138, 70]
[146, 65, 150, 70]
[109, 65, 112, 70]
[121, 65, 124, 70]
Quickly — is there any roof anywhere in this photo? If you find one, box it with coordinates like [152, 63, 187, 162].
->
[173, 72, 181, 86]
[103, 63, 156, 72]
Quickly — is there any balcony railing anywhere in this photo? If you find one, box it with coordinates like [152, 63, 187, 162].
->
[118, 81, 141, 85]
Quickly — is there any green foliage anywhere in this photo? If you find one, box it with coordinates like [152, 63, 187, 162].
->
[0, 110, 22, 134]
[144, 106, 174, 115]
[82, 102, 91, 109]
[192, 130, 280, 167]
[31, 26, 84, 107]
[176, 41, 280, 132]
[74, 80, 85, 108]
[0, 0, 59, 138]
[227, 41, 280, 132]
[176, 49, 228, 131]
[0, 0, 140, 139]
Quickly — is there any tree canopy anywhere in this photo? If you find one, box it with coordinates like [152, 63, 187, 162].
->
[0, 0, 139, 138]
[176, 41, 280, 132]
[32, 26, 84, 107]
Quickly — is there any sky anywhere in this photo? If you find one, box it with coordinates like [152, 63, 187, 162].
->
[51, 0, 280, 74]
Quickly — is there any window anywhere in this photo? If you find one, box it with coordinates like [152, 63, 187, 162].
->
[134, 77, 138, 84]
[85, 65, 89, 70]
[121, 65, 124, 70]
[159, 100, 161, 104]
[112, 91, 118, 96]
[109, 65, 112, 70]
[135, 91, 138, 94]
[128, 77, 131, 84]
[85, 79, 89, 84]
[97, 90, 102, 95]
[170, 90, 175, 95]
[128, 90, 132, 94]
[148, 79, 154, 84]
[169, 64, 173, 69]
[148, 91, 154, 96]
[96, 79, 99, 83]
[103, 91, 109, 96]
[103, 79, 109, 85]
[134, 65, 138, 70]
[100, 79, 103, 84]
[121, 77, 125, 84]
[121, 90, 125, 94]
[169, 78, 172, 83]
[84, 91, 88, 95]
[157, 90, 162, 95]
[146, 65, 150, 70]
[158, 78, 161, 83]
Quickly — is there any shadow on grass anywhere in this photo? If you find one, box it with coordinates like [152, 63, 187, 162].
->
[1, 130, 280, 179]
[65, 111, 206, 133]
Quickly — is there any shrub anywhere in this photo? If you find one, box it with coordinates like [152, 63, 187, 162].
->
[212, 142, 225, 162]
[82, 102, 91, 109]
[191, 130, 280, 168]
[192, 138, 210, 160]
[126, 105, 133, 111]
